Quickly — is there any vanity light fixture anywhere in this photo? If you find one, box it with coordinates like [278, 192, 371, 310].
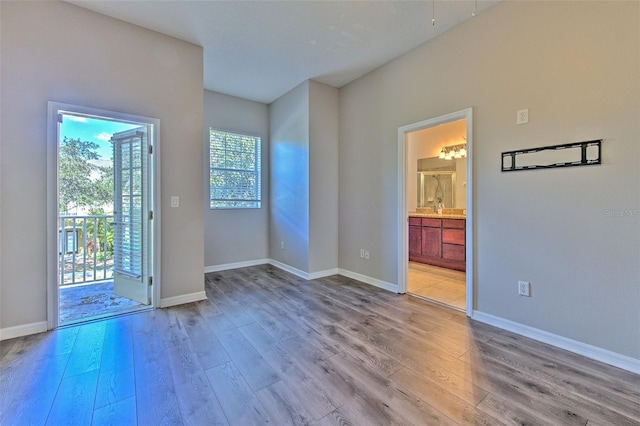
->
[439, 143, 467, 160]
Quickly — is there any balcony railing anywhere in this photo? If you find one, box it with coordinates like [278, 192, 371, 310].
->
[59, 215, 114, 286]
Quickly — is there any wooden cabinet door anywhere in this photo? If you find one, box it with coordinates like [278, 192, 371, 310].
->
[409, 226, 422, 255]
[422, 227, 442, 258]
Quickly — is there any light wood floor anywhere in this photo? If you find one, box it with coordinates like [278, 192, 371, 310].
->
[408, 262, 466, 310]
[1, 265, 639, 425]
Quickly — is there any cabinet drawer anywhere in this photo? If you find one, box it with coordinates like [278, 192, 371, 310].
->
[443, 243, 465, 261]
[442, 228, 465, 245]
[442, 219, 465, 229]
[421, 218, 441, 228]
[408, 217, 422, 226]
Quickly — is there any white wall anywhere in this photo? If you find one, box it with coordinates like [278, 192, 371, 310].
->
[0, 1, 204, 330]
[308, 81, 339, 274]
[339, 1, 640, 360]
[269, 82, 310, 272]
[203, 91, 269, 268]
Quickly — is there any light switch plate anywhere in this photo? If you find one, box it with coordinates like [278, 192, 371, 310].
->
[517, 109, 529, 125]
[171, 196, 179, 208]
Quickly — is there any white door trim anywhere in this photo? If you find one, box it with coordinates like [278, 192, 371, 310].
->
[46, 102, 162, 329]
[397, 108, 474, 316]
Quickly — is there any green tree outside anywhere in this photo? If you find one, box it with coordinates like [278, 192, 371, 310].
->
[58, 137, 113, 215]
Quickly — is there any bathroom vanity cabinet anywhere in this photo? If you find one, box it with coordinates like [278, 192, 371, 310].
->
[409, 216, 466, 271]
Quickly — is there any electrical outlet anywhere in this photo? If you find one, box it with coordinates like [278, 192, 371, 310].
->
[364, 250, 370, 260]
[360, 249, 365, 258]
[517, 109, 529, 125]
[280, 241, 285, 250]
[518, 281, 531, 297]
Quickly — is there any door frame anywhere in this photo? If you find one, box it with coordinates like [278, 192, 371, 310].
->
[46, 101, 162, 329]
[397, 108, 474, 316]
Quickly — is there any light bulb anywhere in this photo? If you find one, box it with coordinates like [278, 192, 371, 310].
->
[459, 147, 467, 157]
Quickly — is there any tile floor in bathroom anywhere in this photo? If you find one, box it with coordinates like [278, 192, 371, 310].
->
[407, 261, 466, 310]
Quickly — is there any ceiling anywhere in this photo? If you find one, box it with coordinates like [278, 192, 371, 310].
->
[69, 0, 499, 104]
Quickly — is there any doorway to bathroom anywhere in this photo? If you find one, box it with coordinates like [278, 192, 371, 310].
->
[398, 108, 473, 315]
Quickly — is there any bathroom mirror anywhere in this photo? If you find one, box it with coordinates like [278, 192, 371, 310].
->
[417, 156, 466, 209]
[418, 171, 455, 208]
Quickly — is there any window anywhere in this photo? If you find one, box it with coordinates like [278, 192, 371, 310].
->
[209, 129, 261, 209]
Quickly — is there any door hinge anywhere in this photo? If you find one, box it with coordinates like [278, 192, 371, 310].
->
[57, 113, 63, 123]
[148, 277, 153, 286]
[148, 145, 153, 154]
[148, 211, 154, 220]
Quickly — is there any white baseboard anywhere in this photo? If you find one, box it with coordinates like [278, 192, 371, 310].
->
[472, 311, 640, 375]
[308, 268, 340, 280]
[266, 262, 397, 295]
[160, 291, 207, 308]
[338, 268, 400, 293]
[205, 259, 339, 281]
[268, 259, 310, 280]
[267, 260, 339, 281]
[204, 259, 269, 274]
[0, 321, 48, 341]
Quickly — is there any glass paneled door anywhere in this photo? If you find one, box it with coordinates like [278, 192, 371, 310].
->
[112, 127, 150, 305]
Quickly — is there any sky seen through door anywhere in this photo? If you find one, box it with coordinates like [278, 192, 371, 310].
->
[60, 114, 140, 165]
